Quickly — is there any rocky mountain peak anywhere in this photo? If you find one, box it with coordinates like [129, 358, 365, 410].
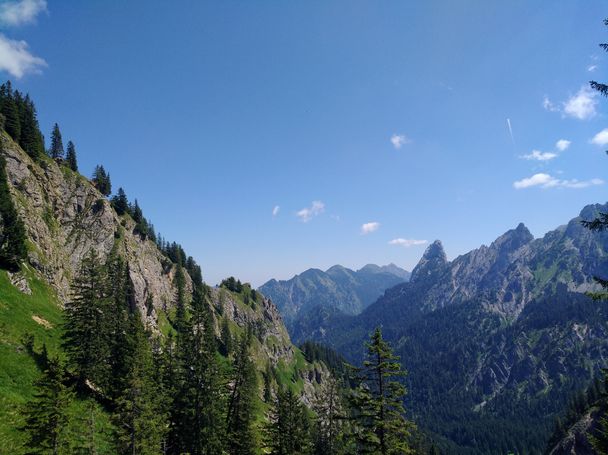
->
[490, 222, 534, 254]
[410, 240, 448, 283]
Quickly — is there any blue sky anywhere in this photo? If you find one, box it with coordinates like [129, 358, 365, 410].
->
[0, 1, 607, 286]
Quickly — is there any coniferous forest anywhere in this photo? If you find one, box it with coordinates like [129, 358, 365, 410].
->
[1, 4, 608, 455]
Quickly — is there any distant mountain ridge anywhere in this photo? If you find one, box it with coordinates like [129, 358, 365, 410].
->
[259, 263, 409, 340]
[295, 203, 608, 454]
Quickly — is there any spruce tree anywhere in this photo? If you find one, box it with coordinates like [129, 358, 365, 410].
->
[22, 358, 74, 455]
[49, 123, 64, 160]
[0, 150, 27, 271]
[221, 316, 233, 356]
[111, 188, 129, 216]
[19, 94, 44, 159]
[0, 81, 21, 142]
[312, 377, 347, 455]
[265, 388, 313, 455]
[349, 328, 413, 455]
[62, 250, 112, 390]
[92, 165, 112, 196]
[65, 141, 78, 171]
[113, 311, 168, 455]
[226, 334, 259, 455]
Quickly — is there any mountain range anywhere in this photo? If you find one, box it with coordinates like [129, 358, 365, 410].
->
[259, 263, 409, 341]
[278, 203, 608, 454]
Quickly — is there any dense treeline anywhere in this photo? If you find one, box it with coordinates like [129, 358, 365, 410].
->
[21, 248, 419, 454]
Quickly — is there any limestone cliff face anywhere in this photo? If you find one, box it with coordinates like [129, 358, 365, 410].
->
[1, 131, 184, 326]
[0, 132, 328, 399]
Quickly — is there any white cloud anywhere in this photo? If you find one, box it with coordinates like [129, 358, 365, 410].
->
[555, 139, 571, 151]
[588, 64, 598, 72]
[296, 200, 325, 222]
[0, 0, 46, 26]
[542, 96, 559, 112]
[390, 133, 410, 149]
[520, 150, 557, 161]
[361, 222, 380, 235]
[272, 205, 280, 217]
[591, 128, 608, 147]
[513, 173, 603, 189]
[389, 238, 428, 247]
[563, 86, 598, 120]
[0, 33, 45, 78]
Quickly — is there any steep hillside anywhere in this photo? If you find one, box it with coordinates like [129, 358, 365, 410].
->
[259, 262, 408, 341]
[0, 131, 329, 450]
[310, 204, 608, 454]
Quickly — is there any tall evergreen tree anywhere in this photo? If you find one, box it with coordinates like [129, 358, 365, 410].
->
[349, 328, 413, 455]
[49, 123, 64, 160]
[168, 284, 226, 454]
[0, 81, 21, 142]
[265, 388, 313, 455]
[111, 188, 129, 216]
[113, 311, 168, 455]
[0, 150, 27, 271]
[221, 316, 233, 357]
[19, 94, 44, 159]
[92, 165, 112, 196]
[62, 250, 112, 390]
[22, 358, 74, 455]
[65, 141, 78, 171]
[312, 377, 347, 455]
[226, 334, 259, 455]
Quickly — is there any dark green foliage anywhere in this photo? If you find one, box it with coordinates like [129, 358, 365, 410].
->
[590, 19, 608, 98]
[92, 165, 111, 196]
[113, 311, 168, 455]
[167, 284, 226, 454]
[312, 377, 348, 455]
[65, 141, 77, 171]
[349, 328, 413, 455]
[49, 123, 64, 160]
[0, 81, 21, 143]
[301, 340, 351, 381]
[265, 387, 313, 455]
[0, 151, 27, 271]
[221, 316, 233, 357]
[222, 276, 244, 293]
[62, 250, 112, 389]
[22, 358, 74, 454]
[18, 94, 45, 159]
[111, 187, 129, 216]
[226, 334, 259, 455]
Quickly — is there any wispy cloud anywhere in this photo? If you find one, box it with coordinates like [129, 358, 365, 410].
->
[0, 33, 45, 78]
[542, 96, 559, 112]
[296, 201, 325, 222]
[390, 134, 411, 149]
[555, 139, 571, 152]
[588, 64, 598, 72]
[513, 173, 603, 189]
[0, 0, 46, 26]
[361, 222, 380, 235]
[272, 205, 280, 217]
[506, 118, 515, 145]
[591, 128, 608, 147]
[389, 238, 428, 247]
[520, 150, 557, 161]
[563, 86, 598, 120]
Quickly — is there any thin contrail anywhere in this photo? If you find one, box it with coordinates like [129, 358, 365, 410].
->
[506, 118, 515, 147]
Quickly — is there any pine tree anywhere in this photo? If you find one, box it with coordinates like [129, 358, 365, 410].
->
[92, 165, 112, 196]
[168, 284, 226, 454]
[19, 94, 44, 159]
[49, 123, 64, 160]
[22, 358, 74, 455]
[65, 141, 78, 171]
[62, 250, 112, 390]
[312, 377, 347, 455]
[0, 150, 27, 271]
[111, 188, 129, 216]
[349, 328, 413, 455]
[0, 81, 21, 142]
[221, 316, 233, 356]
[113, 311, 168, 455]
[265, 388, 313, 455]
[226, 334, 259, 455]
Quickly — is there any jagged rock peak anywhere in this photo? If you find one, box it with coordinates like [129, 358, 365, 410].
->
[410, 240, 448, 283]
[491, 222, 534, 253]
